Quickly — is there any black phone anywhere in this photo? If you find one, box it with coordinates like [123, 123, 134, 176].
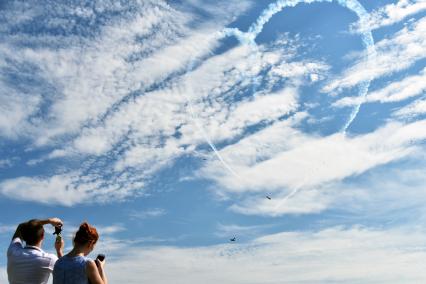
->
[96, 254, 105, 261]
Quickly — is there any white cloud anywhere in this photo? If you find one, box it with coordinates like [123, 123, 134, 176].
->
[334, 67, 426, 107]
[96, 224, 126, 236]
[50, 36, 319, 205]
[232, 156, 426, 220]
[394, 97, 426, 118]
[1, 0, 242, 146]
[0, 159, 13, 169]
[104, 226, 426, 283]
[329, 164, 426, 219]
[325, 17, 426, 93]
[215, 223, 274, 238]
[0, 174, 89, 206]
[353, 0, 426, 32]
[129, 208, 167, 219]
[2, 0, 422, 215]
[0, 224, 16, 234]
[0, 85, 41, 139]
[0, 0, 259, 206]
[177, 42, 328, 145]
[200, 119, 426, 216]
[0, 267, 7, 284]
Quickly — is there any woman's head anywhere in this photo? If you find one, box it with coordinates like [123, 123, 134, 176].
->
[74, 222, 99, 254]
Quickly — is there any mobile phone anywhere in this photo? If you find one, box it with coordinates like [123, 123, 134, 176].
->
[96, 254, 105, 261]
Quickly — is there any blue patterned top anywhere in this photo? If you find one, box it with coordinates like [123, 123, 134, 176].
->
[53, 255, 91, 284]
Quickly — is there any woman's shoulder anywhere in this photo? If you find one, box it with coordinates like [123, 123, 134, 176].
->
[56, 255, 92, 266]
[85, 258, 97, 271]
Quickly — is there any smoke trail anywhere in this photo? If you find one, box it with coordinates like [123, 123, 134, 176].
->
[185, 0, 376, 189]
[223, 0, 376, 133]
[222, 0, 376, 208]
[183, 60, 242, 179]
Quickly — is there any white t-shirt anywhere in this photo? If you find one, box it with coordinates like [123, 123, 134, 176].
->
[7, 238, 58, 284]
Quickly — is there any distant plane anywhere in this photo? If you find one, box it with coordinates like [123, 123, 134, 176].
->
[230, 237, 236, 242]
[266, 196, 272, 200]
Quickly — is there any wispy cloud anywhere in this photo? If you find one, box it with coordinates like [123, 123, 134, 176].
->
[0, 224, 16, 234]
[325, 17, 426, 93]
[0, 0, 255, 206]
[201, 119, 426, 216]
[0, 174, 91, 206]
[0, 267, 7, 284]
[352, 0, 426, 32]
[0, 159, 14, 169]
[215, 223, 274, 238]
[129, 208, 167, 220]
[334, 67, 426, 107]
[104, 226, 426, 283]
[394, 97, 426, 118]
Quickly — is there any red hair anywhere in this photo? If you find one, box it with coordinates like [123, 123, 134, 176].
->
[74, 222, 99, 245]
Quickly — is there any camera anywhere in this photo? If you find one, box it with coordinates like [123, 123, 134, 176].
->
[53, 226, 62, 242]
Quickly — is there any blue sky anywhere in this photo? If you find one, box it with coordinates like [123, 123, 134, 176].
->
[1, 0, 426, 282]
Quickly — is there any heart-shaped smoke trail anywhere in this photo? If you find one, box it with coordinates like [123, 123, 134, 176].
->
[223, 0, 377, 133]
[185, 0, 376, 186]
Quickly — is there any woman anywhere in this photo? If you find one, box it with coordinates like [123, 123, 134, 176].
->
[53, 222, 108, 284]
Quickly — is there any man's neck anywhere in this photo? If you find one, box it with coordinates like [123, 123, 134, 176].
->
[26, 241, 42, 249]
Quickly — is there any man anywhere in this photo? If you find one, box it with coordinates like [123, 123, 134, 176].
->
[7, 218, 65, 284]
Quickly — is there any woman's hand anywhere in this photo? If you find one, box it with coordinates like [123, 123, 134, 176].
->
[87, 259, 108, 284]
[95, 258, 105, 272]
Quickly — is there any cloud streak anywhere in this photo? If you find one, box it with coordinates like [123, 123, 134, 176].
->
[325, 17, 426, 93]
[201, 119, 426, 216]
[335, 67, 426, 106]
[105, 226, 426, 283]
[352, 0, 426, 32]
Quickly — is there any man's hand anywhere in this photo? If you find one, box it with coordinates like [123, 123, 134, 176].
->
[48, 218, 63, 227]
[55, 238, 64, 258]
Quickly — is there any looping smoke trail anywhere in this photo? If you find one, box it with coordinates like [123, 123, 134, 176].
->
[221, 0, 376, 208]
[223, 0, 376, 133]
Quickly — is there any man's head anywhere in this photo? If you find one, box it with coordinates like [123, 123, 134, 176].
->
[22, 220, 44, 246]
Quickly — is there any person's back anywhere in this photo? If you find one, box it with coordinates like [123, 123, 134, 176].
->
[53, 255, 90, 284]
[6, 218, 64, 284]
[53, 222, 107, 284]
[7, 240, 57, 284]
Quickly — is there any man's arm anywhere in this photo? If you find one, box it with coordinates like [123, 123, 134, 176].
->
[11, 222, 27, 241]
[40, 218, 64, 257]
[38, 218, 63, 227]
[55, 238, 64, 257]
[13, 218, 62, 239]
[12, 218, 64, 256]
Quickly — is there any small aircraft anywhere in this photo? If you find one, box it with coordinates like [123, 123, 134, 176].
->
[266, 196, 272, 200]
[230, 237, 236, 242]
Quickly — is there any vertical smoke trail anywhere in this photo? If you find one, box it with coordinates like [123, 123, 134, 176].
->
[183, 60, 242, 179]
[223, 0, 376, 133]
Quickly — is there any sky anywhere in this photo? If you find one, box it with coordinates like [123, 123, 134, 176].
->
[0, 0, 426, 282]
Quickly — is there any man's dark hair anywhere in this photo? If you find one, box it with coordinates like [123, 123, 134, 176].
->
[22, 219, 44, 245]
